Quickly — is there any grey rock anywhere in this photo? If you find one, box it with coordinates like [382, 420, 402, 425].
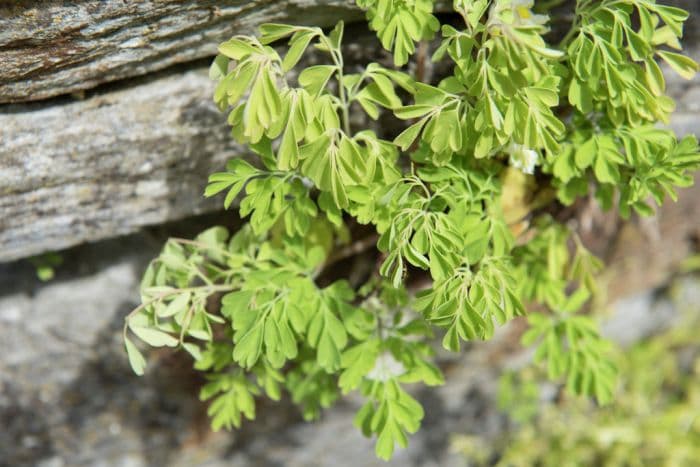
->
[0, 28, 397, 263]
[0, 0, 364, 103]
[0, 68, 241, 263]
[1, 1, 698, 263]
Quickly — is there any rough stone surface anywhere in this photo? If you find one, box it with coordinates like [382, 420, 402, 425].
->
[0, 0, 453, 103]
[0, 30, 389, 263]
[1, 1, 698, 263]
[1, 68, 242, 263]
[0, 0, 364, 103]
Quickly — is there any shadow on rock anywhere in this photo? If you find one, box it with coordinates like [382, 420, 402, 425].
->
[50, 300, 311, 467]
[0, 384, 55, 467]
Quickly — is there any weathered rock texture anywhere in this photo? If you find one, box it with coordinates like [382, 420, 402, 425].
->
[0, 32, 394, 262]
[0, 26, 383, 263]
[0, 0, 364, 103]
[1, 0, 699, 263]
[1, 68, 242, 262]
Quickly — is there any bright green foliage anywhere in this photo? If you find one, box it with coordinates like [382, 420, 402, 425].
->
[124, 0, 700, 460]
[200, 370, 260, 430]
[523, 305, 617, 404]
[28, 252, 63, 282]
[357, 0, 439, 65]
[355, 380, 425, 460]
[550, 0, 700, 215]
[416, 258, 524, 350]
[287, 354, 341, 420]
[513, 220, 616, 400]
[458, 301, 700, 467]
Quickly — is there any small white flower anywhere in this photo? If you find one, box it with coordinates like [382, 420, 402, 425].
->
[507, 143, 539, 175]
[489, 0, 549, 29]
[366, 352, 406, 382]
[511, 0, 549, 27]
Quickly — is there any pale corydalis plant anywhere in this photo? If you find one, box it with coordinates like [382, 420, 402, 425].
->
[124, 0, 700, 460]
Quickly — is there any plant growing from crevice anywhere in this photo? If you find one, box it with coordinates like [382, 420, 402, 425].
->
[123, 0, 699, 460]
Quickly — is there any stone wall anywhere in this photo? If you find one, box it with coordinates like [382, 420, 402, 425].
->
[1, 2, 700, 466]
[0, 1, 363, 262]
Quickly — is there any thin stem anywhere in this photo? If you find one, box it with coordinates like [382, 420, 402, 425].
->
[179, 302, 196, 344]
[558, 19, 581, 50]
[192, 267, 214, 286]
[558, 0, 599, 50]
[322, 35, 351, 135]
[335, 53, 352, 135]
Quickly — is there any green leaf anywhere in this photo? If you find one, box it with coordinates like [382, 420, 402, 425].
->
[575, 138, 596, 169]
[356, 379, 424, 460]
[201, 373, 259, 430]
[307, 287, 350, 372]
[259, 23, 300, 44]
[209, 54, 230, 81]
[125, 337, 146, 375]
[417, 258, 524, 348]
[232, 321, 264, 368]
[358, 0, 438, 66]
[339, 340, 380, 393]
[298, 65, 336, 96]
[129, 325, 179, 347]
[300, 133, 364, 208]
[523, 312, 618, 404]
[183, 342, 202, 361]
[159, 292, 191, 318]
[218, 38, 259, 60]
[393, 119, 427, 151]
[283, 30, 316, 71]
[658, 51, 698, 80]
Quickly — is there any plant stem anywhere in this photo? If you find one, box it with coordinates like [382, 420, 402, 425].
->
[323, 35, 351, 135]
[335, 52, 352, 135]
[558, 20, 580, 50]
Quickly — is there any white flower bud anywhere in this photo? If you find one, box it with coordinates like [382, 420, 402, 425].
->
[366, 352, 406, 382]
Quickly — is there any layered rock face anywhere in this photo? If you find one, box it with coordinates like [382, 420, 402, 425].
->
[1, 0, 698, 263]
[1, 2, 700, 466]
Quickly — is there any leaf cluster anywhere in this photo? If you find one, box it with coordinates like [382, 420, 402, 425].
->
[124, 0, 700, 460]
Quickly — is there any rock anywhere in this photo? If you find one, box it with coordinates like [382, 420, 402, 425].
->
[0, 28, 399, 263]
[1, 0, 698, 263]
[0, 0, 364, 103]
[0, 68, 240, 262]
